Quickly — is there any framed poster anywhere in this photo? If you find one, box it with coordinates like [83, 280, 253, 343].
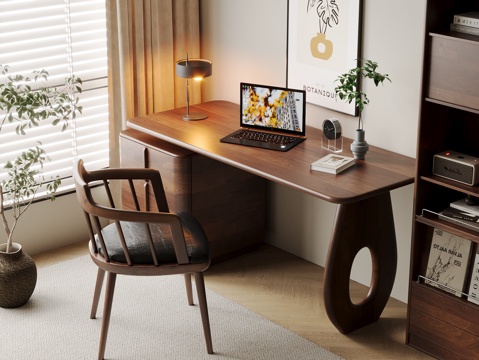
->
[287, 0, 363, 115]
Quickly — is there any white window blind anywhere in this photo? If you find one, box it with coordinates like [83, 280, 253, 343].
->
[0, 0, 109, 197]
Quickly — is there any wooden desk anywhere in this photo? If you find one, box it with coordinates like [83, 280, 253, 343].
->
[127, 100, 416, 334]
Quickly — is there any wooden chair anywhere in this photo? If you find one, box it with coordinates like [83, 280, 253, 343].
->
[73, 159, 213, 360]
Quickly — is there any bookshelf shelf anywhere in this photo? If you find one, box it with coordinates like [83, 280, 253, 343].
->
[424, 97, 479, 115]
[419, 175, 479, 196]
[431, 31, 479, 44]
[416, 214, 479, 244]
[406, 1, 479, 359]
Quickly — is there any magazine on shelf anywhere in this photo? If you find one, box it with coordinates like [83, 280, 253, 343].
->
[467, 246, 479, 306]
[424, 228, 473, 297]
[310, 154, 355, 174]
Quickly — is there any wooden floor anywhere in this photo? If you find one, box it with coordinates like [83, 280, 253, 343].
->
[33, 242, 433, 360]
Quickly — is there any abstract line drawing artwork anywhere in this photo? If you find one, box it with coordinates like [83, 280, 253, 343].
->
[287, 0, 362, 115]
[308, 0, 339, 60]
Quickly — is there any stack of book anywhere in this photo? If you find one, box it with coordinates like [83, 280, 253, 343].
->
[439, 198, 479, 233]
[450, 11, 479, 37]
[310, 154, 355, 174]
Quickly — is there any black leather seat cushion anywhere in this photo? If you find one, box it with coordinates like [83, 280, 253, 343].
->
[96, 212, 210, 264]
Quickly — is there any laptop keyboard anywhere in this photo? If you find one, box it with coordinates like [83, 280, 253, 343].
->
[231, 129, 297, 145]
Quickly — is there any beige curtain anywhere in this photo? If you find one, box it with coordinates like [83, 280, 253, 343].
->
[106, 0, 201, 169]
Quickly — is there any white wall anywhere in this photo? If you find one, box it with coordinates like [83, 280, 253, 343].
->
[200, 0, 427, 303]
[0, 193, 89, 255]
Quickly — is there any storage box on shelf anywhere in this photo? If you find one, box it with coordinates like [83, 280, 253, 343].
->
[407, 1, 479, 359]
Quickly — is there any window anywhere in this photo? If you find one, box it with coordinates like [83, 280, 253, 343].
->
[0, 0, 109, 196]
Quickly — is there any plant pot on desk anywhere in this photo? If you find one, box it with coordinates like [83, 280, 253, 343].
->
[0, 243, 37, 308]
[351, 129, 369, 160]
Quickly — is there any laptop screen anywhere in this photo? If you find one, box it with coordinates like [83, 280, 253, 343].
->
[240, 82, 306, 137]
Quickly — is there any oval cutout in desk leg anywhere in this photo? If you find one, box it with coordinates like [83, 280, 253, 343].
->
[350, 247, 373, 305]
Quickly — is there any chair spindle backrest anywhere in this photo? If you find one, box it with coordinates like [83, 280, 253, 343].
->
[74, 159, 190, 266]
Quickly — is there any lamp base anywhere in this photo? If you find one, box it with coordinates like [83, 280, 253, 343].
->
[181, 112, 208, 121]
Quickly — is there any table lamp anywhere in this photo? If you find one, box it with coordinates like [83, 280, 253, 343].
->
[176, 54, 212, 120]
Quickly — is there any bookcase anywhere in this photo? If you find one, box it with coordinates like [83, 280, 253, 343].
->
[406, 1, 479, 358]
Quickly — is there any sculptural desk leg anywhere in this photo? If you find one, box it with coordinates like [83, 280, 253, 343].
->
[323, 191, 397, 334]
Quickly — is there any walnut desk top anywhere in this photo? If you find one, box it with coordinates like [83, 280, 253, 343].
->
[127, 100, 415, 205]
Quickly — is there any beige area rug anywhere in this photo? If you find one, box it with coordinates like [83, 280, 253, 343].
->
[0, 255, 343, 360]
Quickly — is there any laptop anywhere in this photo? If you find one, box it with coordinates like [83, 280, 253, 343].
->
[220, 82, 306, 151]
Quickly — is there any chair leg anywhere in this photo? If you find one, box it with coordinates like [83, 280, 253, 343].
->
[184, 273, 193, 305]
[98, 272, 117, 360]
[91, 268, 106, 319]
[194, 272, 213, 354]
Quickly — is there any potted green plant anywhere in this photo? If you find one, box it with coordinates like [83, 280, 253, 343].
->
[0, 65, 82, 308]
[334, 59, 391, 159]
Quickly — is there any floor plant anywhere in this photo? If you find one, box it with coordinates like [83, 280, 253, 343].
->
[0, 65, 82, 253]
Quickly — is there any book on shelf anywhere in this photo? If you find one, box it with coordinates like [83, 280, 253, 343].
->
[450, 23, 479, 36]
[439, 207, 479, 233]
[310, 154, 355, 174]
[424, 228, 473, 297]
[453, 11, 479, 29]
[467, 245, 479, 306]
[450, 198, 479, 217]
